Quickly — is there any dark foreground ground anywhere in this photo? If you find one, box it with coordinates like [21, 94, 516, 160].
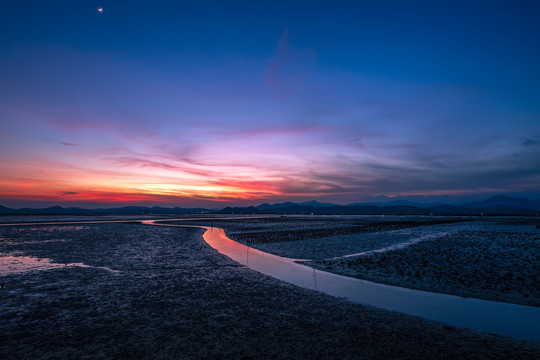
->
[1, 222, 539, 359]
[306, 225, 540, 307]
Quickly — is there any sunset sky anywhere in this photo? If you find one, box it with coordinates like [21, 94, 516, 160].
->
[1, 1, 539, 208]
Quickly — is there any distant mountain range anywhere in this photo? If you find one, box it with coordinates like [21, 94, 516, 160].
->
[219, 196, 540, 216]
[2, 196, 539, 216]
[0, 205, 209, 215]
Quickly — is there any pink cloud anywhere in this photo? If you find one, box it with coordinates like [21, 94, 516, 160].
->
[107, 156, 222, 178]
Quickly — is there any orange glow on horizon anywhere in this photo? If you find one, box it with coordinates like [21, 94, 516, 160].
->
[0, 148, 349, 206]
[0, 167, 296, 206]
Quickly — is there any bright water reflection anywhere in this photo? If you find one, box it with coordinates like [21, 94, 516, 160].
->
[0, 251, 120, 276]
[202, 226, 540, 341]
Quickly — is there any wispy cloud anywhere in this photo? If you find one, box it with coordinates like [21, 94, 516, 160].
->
[2, 12, 539, 207]
[263, 29, 317, 98]
[522, 135, 540, 146]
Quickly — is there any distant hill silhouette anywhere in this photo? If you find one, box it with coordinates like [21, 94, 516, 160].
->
[1, 195, 539, 216]
[218, 204, 434, 215]
[218, 196, 540, 215]
[0, 205, 209, 215]
[461, 195, 540, 210]
[347, 200, 444, 208]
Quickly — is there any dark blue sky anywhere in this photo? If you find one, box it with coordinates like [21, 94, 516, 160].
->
[1, 1, 539, 207]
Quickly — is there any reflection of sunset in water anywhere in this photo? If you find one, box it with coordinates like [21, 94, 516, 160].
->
[0, 251, 67, 276]
[0, 225, 118, 275]
[0, 252, 120, 276]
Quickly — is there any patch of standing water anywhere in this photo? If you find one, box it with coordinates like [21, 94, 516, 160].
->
[0, 251, 120, 276]
[24, 225, 88, 232]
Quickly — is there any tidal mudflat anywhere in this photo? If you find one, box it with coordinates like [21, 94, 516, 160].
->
[1, 217, 539, 359]
[177, 215, 463, 259]
[307, 225, 539, 307]
[208, 216, 539, 306]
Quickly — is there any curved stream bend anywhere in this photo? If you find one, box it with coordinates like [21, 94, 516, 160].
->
[5, 219, 535, 340]
[143, 220, 540, 341]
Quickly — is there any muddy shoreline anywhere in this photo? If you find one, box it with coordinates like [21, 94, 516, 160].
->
[306, 229, 539, 307]
[1, 222, 539, 359]
[199, 216, 539, 307]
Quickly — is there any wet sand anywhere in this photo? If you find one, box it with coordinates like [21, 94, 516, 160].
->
[1, 222, 539, 359]
[307, 229, 539, 307]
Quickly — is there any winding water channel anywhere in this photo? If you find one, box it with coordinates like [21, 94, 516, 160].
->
[193, 224, 539, 340]
[2, 218, 539, 340]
